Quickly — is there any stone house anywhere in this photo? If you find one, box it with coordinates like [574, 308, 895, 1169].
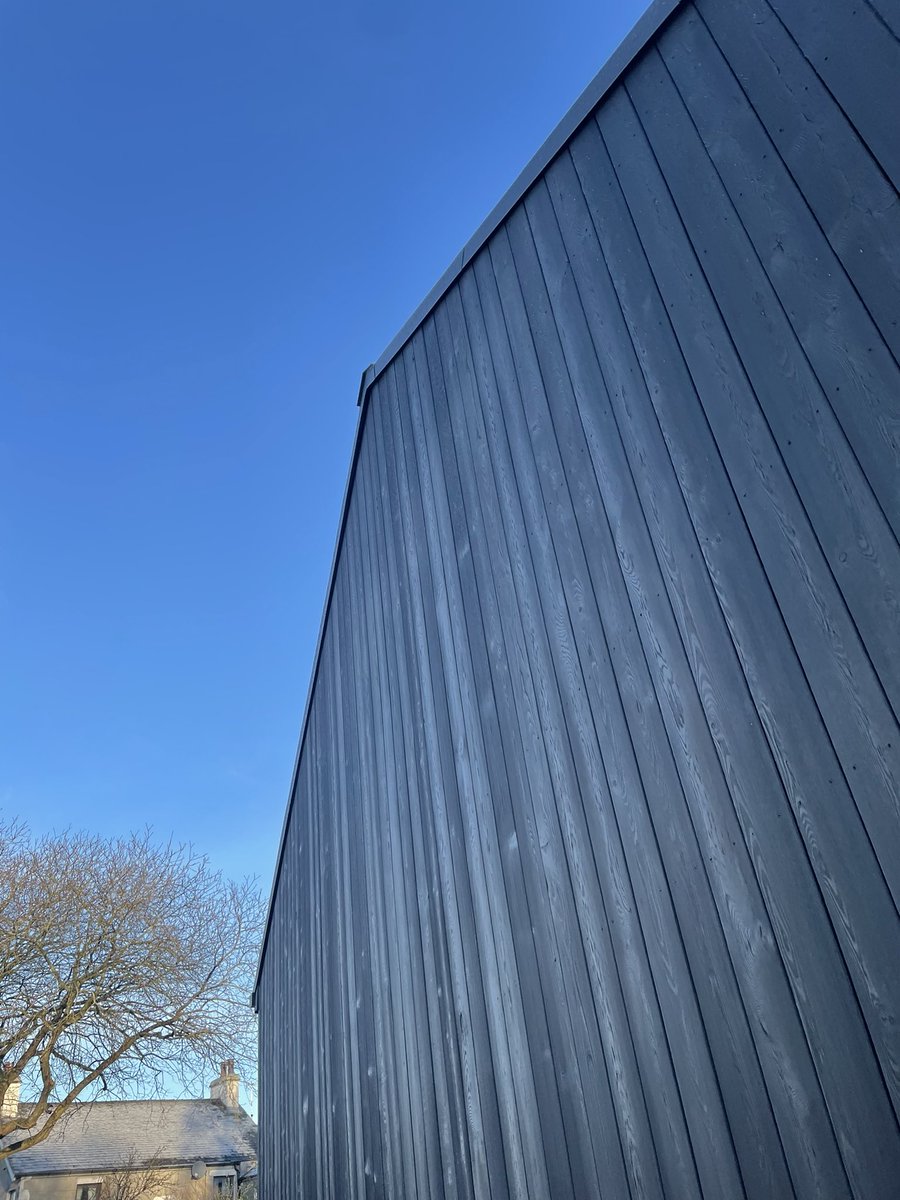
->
[2, 1064, 256, 1200]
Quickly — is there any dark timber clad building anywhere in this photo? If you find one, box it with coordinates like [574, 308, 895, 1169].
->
[252, 0, 900, 1193]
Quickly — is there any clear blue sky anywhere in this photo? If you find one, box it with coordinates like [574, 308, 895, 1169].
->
[0, 0, 645, 891]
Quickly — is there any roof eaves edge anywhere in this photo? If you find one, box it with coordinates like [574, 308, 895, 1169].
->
[252, 381, 374, 1007]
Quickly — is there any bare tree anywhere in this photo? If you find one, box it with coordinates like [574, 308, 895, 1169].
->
[0, 820, 264, 1160]
[98, 1146, 177, 1200]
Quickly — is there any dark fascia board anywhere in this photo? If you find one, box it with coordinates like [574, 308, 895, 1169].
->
[252, 0, 685, 1006]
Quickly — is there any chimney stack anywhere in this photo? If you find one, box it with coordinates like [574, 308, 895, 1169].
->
[209, 1060, 240, 1110]
[1, 1067, 21, 1121]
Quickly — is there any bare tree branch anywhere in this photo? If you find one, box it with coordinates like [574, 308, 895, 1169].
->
[99, 1146, 176, 1200]
[0, 820, 263, 1160]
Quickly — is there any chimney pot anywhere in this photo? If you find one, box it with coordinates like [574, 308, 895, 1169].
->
[209, 1060, 240, 1110]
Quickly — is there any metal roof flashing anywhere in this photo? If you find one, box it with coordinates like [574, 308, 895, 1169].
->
[355, 363, 375, 408]
[252, 0, 686, 1008]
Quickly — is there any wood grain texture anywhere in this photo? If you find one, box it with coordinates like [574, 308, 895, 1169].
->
[255, 0, 900, 1194]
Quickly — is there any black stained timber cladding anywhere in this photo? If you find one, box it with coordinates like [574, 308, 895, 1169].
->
[255, 0, 900, 1195]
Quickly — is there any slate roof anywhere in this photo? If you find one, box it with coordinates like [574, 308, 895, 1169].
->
[6, 1099, 257, 1177]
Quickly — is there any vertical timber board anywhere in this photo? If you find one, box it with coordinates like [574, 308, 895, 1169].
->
[255, 0, 900, 1195]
